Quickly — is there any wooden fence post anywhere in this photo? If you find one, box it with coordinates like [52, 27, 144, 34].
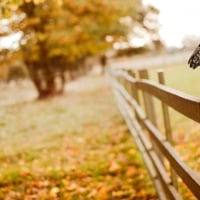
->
[118, 71, 124, 87]
[127, 69, 141, 121]
[110, 67, 200, 199]
[127, 70, 138, 100]
[138, 69, 167, 169]
[138, 69, 157, 126]
[157, 70, 178, 190]
[120, 71, 126, 89]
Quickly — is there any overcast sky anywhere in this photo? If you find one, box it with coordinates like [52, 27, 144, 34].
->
[144, 0, 200, 47]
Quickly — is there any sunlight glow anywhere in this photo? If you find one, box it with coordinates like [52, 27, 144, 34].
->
[143, 0, 200, 47]
[0, 32, 22, 49]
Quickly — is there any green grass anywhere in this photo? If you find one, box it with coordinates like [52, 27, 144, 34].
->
[149, 63, 200, 96]
[148, 63, 200, 174]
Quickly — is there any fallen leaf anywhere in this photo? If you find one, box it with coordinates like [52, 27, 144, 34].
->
[126, 166, 137, 177]
[50, 187, 60, 197]
[97, 186, 110, 200]
[112, 190, 123, 197]
[20, 168, 31, 177]
[109, 161, 121, 174]
[87, 189, 97, 198]
[67, 182, 78, 191]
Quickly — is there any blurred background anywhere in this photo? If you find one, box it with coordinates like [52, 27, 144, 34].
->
[1, 0, 199, 101]
[1, 1, 200, 199]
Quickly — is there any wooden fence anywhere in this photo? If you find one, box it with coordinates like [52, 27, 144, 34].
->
[108, 67, 200, 200]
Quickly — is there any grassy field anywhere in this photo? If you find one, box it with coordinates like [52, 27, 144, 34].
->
[150, 63, 200, 96]
[0, 63, 200, 199]
[0, 75, 156, 199]
[149, 63, 200, 173]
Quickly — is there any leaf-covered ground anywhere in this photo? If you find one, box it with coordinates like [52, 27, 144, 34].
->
[0, 75, 157, 200]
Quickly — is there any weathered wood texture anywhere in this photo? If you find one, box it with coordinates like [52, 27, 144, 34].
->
[108, 68, 200, 200]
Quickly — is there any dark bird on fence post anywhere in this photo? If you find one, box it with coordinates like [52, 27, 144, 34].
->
[188, 44, 200, 69]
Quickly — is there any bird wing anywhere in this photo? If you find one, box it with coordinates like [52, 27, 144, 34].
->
[188, 44, 200, 69]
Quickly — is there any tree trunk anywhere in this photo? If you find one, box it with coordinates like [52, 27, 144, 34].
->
[37, 76, 63, 99]
[25, 58, 69, 99]
[28, 67, 65, 99]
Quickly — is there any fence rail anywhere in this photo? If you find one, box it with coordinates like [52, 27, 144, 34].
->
[108, 67, 200, 200]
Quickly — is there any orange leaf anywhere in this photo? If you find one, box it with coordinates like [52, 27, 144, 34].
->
[108, 161, 121, 174]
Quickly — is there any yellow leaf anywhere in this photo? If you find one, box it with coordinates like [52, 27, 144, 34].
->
[20, 167, 31, 177]
[126, 166, 137, 177]
[108, 161, 121, 174]
[67, 182, 78, 191]
[50, 187, 60, 197]
[97, 186, 110, 200]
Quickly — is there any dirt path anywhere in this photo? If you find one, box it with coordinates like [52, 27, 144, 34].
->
[0, 74, 157, 199]
[109, 50, 192, 70]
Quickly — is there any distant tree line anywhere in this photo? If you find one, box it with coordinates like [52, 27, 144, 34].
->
[0, 0, 162, 98]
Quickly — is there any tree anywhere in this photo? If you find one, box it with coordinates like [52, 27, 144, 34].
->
[2, 0, 161, 98]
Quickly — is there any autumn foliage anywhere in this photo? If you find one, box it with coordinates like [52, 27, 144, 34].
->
[0, 75, 157, 199]
[1, 0, 160, 98]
